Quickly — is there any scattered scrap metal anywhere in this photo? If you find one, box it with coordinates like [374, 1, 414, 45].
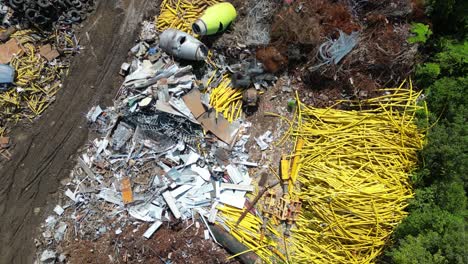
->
[34, 1, 423, 263]
[35, 2, 279, 263]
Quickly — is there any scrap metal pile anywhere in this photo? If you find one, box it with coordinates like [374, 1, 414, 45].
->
[0, 2, 91, 159]
[35, 2, 277, 263]
[34, 0, 426, 263]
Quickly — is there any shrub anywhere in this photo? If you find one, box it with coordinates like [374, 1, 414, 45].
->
[408, 23, 432, 44]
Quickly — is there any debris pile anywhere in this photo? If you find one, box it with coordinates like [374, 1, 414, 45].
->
[0, 2, 92, 153]
[215, 0, 281, 47]
[264, 0, 418, 106]
[35, 8, 279, 261]
[30, 0, 426, 263]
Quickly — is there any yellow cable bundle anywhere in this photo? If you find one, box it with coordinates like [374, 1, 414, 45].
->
[216, 205, 287, 263]
[156, 0, 221, 34]
[1, 42, 64, 124]
[209, 75, 243, 122]
[12, 29, 37, 44]
[289, 80, 425, 263]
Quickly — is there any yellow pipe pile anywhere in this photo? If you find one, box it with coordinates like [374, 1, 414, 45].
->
[209, 75, 243, 122]
[0, 30, 66, 135]
[216, 205, 287, 264]
[156, 0, 221, 34]
[289, 80, 425, 263]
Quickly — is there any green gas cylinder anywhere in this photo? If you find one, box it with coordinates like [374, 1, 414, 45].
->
[192, 2, 237, 36]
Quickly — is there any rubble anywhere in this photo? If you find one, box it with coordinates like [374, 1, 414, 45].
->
[0, 64, 14, 86]
[143, 220, 163, 239]
[39, 44, 60, 61]
[310, 30, 359, 70]
[254, 131, 273, 151]
[53, 205, 64, 216]
[0, 38, 21, 64]
[214, 0, 280, 47]
[5, 0, 95, 30]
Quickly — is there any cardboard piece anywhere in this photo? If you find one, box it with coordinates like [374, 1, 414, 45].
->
[39, 44, 60, 61]
[182, 89, 206, 118]
[0, 39, 22, 64]
[181, 89, 242, 144]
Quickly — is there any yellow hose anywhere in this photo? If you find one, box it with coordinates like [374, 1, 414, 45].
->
[209, 75, 243, 122]
[289, 80, 425, 263]
[0, 29, 67, 136]
[156, 0, 221, 35]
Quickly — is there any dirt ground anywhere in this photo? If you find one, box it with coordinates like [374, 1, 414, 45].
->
[0, 1, 155, 263]
[62, 222, 238, 264]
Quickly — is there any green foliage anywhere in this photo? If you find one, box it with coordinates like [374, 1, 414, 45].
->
[287, 99, 296, 112]
[424, 0, 468, 37]
[389, 233, 456, 264]
[434, 181, 467, 214]
[416, 62, 440, 78]
[433, 39, 468, 75]
[394, 207, 464, 238]
[387, 24, 467, 264]
[419, 117, 467, 186]
[389, 207, 467, 264]
[415, 63, 440, 86]
[416, 39, 467, 85]
[408, 23, 433, 44]
[427, 77, 468, 117]
[408, 181, 466, 214]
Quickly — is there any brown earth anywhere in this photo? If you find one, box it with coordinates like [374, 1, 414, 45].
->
[0, 0, 155, 263]
[63, 222, 239, 264]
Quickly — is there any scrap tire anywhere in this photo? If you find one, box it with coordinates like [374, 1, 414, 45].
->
[9, 0, 24, 10]
[37, 0, 51, 8]
[25, 8, 38, 21]
[67, 10, 81, 22]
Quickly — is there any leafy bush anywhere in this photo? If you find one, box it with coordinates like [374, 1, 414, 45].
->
[415, 63, 440, 83]
[424, 0, 468, 37]
[389, 207, 466, 264]
[433, 39, 468, 75]
[416, 39, 467, 85]
[387, 28, 467, 264]
[408, 23, 433, 44]
[425, 77, 467, 120]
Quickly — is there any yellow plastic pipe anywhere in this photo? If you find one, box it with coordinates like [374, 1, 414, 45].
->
[290, 138, 304, 184]
[192, 2, 237, 35]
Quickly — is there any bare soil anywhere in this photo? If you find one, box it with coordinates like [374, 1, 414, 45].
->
[63, 222, 238, 264]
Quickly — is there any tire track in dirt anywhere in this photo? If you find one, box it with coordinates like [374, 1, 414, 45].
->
[0, 0, 153, 262]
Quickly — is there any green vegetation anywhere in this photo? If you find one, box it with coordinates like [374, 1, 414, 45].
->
[425, 0, 467, 37]
[408, 23, 432, 44]
[385, 1, 467, 263]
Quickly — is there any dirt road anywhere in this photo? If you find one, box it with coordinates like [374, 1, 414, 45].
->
[0, 1, 154, 262]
